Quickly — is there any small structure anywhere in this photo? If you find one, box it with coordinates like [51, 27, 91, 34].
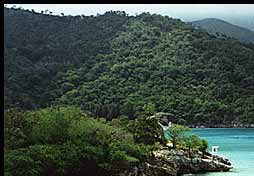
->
[158, 121, 172, 140]
[211, 146, 219, 155]
[158, 121, 172, 130]
[148, 112, 173, 140]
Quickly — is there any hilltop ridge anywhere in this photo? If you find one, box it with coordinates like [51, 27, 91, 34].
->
[4, 7, 254, 126]
[192, 18, 254, 44]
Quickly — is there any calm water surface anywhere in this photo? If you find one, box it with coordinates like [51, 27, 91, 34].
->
[188, 128, 254, 176]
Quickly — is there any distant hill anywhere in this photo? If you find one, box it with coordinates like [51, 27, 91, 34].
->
[192, 18, 254, 44]
[4, 8, 254, 126]
[225, 17, 254, 31]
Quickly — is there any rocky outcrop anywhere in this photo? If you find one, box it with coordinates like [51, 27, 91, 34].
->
[116, 158, 177, 176]
[138, 161, 177, 176]
[118, 147, 232, 176]
[153, 148, 232, 175]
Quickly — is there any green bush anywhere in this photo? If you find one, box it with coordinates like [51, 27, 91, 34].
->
[5, 106, 155, 175]
[4, 148, 42, 176]
[128, 116, 163, 145]
[183, 134, 208, 154]
[4, 108, 28, 149]
[26, 106, 85, 144]
[198, 139, 208, 153]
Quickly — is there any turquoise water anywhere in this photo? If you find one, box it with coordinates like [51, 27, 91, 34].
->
[189, 128, 254, 176]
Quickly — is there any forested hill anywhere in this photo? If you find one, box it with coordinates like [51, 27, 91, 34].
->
[4, 7, 254, 126]
[192, 18, 254, 44]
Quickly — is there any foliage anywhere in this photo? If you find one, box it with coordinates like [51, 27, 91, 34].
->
[4, 148, 42, 176]
[4, 7, 254, 126]
[128, 116, 164, 145]
[25, 106, 84, 145]
[182, 134, 208, 163]
[4, 106, 208, 175]
[4, 106, 152, 176]
[4, 108, 29, 149]
[143, 103, 156, 116]
[168, 124, 191, 149]
[199, 139, 208, 153]
[184, 135, 199, 149]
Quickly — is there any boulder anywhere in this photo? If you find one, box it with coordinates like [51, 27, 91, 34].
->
[117, 160, 177, 176]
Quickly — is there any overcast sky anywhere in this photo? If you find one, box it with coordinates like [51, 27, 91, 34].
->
[5, 4, 254, 30]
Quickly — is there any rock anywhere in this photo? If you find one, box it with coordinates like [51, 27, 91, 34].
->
[138, 162, 177, 176]
[152, 148, 232, 175]
[118, 166, 139, 176]
[116, 147, 232, 176]
[115, 151, 177, 176]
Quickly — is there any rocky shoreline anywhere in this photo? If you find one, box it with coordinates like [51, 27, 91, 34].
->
[116, 147, 232, 176]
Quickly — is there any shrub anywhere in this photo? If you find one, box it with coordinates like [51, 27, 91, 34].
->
[26, 106, 85, 144]
[4, 106, 156, 175]
[4, 108, 28, 149]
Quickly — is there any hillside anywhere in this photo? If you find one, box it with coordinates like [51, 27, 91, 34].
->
[4, 7, 254, 126]
[192, 18, 254, 44]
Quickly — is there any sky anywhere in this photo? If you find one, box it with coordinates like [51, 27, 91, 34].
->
[5, 4, 254, 30]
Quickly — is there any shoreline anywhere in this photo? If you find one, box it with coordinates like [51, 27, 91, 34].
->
[189, 125, 254, 128]
[191, 128, 254, 176]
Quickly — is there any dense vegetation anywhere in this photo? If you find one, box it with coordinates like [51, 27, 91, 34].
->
[192, 18, 254, 44]
[4, 106, 208, 176]
[4, 107, 152, 176]
[4, 7, 254, 126]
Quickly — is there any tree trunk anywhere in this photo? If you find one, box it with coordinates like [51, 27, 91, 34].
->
[172, 138, 176, 149]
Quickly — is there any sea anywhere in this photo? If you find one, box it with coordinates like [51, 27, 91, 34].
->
[188, 128, 254, 176]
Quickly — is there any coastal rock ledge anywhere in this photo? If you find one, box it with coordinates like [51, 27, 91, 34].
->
[119, 147, 232, 176]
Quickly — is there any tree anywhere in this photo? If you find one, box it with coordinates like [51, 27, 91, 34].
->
[4, 108, 27, 149]
[184, 135, 201, 163]
[4, 7, 254, 126]
[143, 103, 156, 116]
[129, 116, 163, 145]
[198, 139, 208, 153]
[168, 124, 191, 149]
[4, 106, 151, 176]
[183, 135, 208, 163]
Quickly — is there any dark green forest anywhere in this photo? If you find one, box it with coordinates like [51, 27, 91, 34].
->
[4, 7, 254, 126]
[4, 106, 158, 176]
